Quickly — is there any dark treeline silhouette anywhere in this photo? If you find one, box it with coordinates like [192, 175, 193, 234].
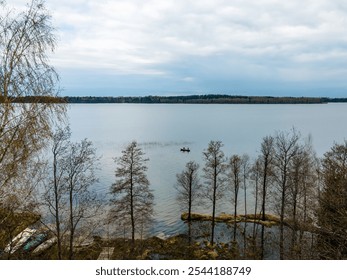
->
[64, 95, 327, 104]
[0, 96, 66, 103]
[3, 95, 347, 104]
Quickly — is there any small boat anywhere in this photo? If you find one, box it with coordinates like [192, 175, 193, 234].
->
[32, 237, 57, 255]
[4, 228, 37, 254]
[23, 232, 48, 252]
[180, 147, 190, 152]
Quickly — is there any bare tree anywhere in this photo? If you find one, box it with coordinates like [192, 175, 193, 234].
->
[317, 141, 347, 259]
[273, 129, 300, 259]
[43, 127, 101, 260]
[42, 126, 70, 259]
[202, 140, 226, 246]
[287, 138, 318, 259]
[110, 141, 154, 245]
[258, 135, 274, 259]
[228, 154, 242, 242]
[63, 138, 100, 260]
[0, 0, 64, 191]
[250, 158, 262, 248]
[175, 161, 200, 243]
[176, 161, 200, 221]
[241, 154, 250, 253]
[1, 0, 64, 243]
[299, 147, 320, 259]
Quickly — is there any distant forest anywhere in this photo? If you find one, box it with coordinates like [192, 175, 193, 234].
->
[4, 94, 347, 104]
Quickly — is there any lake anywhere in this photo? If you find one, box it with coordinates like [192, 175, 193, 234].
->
[67, 103, 347, 238]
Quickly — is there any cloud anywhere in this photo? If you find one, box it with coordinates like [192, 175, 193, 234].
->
[7, 0, 347, 95]
[182, 77, 194, 82]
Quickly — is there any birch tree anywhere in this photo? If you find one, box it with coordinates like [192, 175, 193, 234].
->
[1, 0, 64, 192]
[1, 0, 64, 256]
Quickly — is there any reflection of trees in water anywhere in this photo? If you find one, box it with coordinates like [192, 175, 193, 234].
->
[181, 221, 317, 259]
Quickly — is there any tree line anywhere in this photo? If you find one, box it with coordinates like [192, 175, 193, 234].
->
[6, 95, 347, 105]
[2, 95, 330, 104]
[63, 95, 328, 104]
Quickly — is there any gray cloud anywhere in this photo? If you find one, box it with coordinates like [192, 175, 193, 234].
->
[9, 0, 347, 95]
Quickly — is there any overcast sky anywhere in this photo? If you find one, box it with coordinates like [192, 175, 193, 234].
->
[9, 0, 347, 97]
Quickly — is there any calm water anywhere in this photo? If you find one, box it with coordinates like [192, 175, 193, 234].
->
[68, 103, 347, 237]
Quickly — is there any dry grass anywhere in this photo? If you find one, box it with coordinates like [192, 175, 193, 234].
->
[181, 212, 281, 227]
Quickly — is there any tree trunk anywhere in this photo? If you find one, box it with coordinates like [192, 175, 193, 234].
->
[243, 172, 247, 255]
[69, 184, 74, 260]
[130, 161, 135, 245]
[291, 183, 298, 258]
[188, 171, 193, 244]
[188, 171, 192, 221]
[279, 171, 287, 260]
[211, 165, 217, 246]
[233, 173, 238, 243]
[53, 151, 62, 260]
[252, 173, 259, 256]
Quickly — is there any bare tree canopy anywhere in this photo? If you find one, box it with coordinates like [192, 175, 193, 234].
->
[0, 0, 58, 99]
[272, 129, 301, 259]
[258, 135, 275, 259]
[110, 141, 154, 243]
[0, 0, 64, 194]
[317, 141, 347, 259]
[43, 126, 71, 259]
[1, 1, 64, 257]
[202, 140, 226, 245]
[175, 160, 200, 221]
[43, 126, 101, 260]
[228, 154, 242, 242]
